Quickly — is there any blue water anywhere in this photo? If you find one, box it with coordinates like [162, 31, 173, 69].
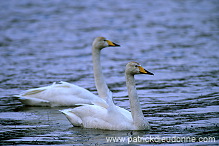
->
[0, 0, 219, 145]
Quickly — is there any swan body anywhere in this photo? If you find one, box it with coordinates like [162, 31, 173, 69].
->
[17, 81, 107, 107]
[61, 62, 154, 130]
[16, 37, 120, 107]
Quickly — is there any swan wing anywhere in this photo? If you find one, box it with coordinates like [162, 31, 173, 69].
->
[60, 105, 114, 130]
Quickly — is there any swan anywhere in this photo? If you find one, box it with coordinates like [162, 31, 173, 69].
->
[15, 37, 120, 107]
[60, 62, 154, 130]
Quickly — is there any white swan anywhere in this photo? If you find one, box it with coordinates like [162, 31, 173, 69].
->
[92, 37, 132, 121]
[15, 37, 120, 107]
[60, 62, 154, 130]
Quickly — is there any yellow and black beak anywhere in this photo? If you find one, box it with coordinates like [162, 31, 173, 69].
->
[105, 40, 120, 47]
[138, 66, 154, 75]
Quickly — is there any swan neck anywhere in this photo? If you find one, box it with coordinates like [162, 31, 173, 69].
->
[92, 47, 110, 101]
[126, 73, 145, 128]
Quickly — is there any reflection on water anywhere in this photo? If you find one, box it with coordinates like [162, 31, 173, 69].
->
[0, 0, 219, 145]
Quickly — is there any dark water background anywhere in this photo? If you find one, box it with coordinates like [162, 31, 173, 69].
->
[0, 0, 219, 145]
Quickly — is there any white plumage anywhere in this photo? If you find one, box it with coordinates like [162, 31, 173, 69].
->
[61, 62, 154, 130]
[17, 81, 107, 107]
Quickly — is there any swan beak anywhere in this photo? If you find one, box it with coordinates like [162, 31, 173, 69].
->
[139, 66, 154, 75]
[105, 40, 120, 47]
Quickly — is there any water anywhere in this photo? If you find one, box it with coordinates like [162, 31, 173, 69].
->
[0, 0, 219, 145]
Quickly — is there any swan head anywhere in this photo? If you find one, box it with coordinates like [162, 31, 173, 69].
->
[126, 62, 154, 75]
[92, 37, 120, 50]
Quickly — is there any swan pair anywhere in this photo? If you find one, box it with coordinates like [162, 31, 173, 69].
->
[16, 37, 154, 130]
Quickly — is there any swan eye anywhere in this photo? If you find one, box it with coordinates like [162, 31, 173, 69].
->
[135, 65, 138, 67]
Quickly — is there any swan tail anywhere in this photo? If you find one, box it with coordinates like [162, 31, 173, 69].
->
[17, 96, 51, 106]
[19, 88, 47, 96]
[16, 82, 57, 97]
[60, 109, 83, 127]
